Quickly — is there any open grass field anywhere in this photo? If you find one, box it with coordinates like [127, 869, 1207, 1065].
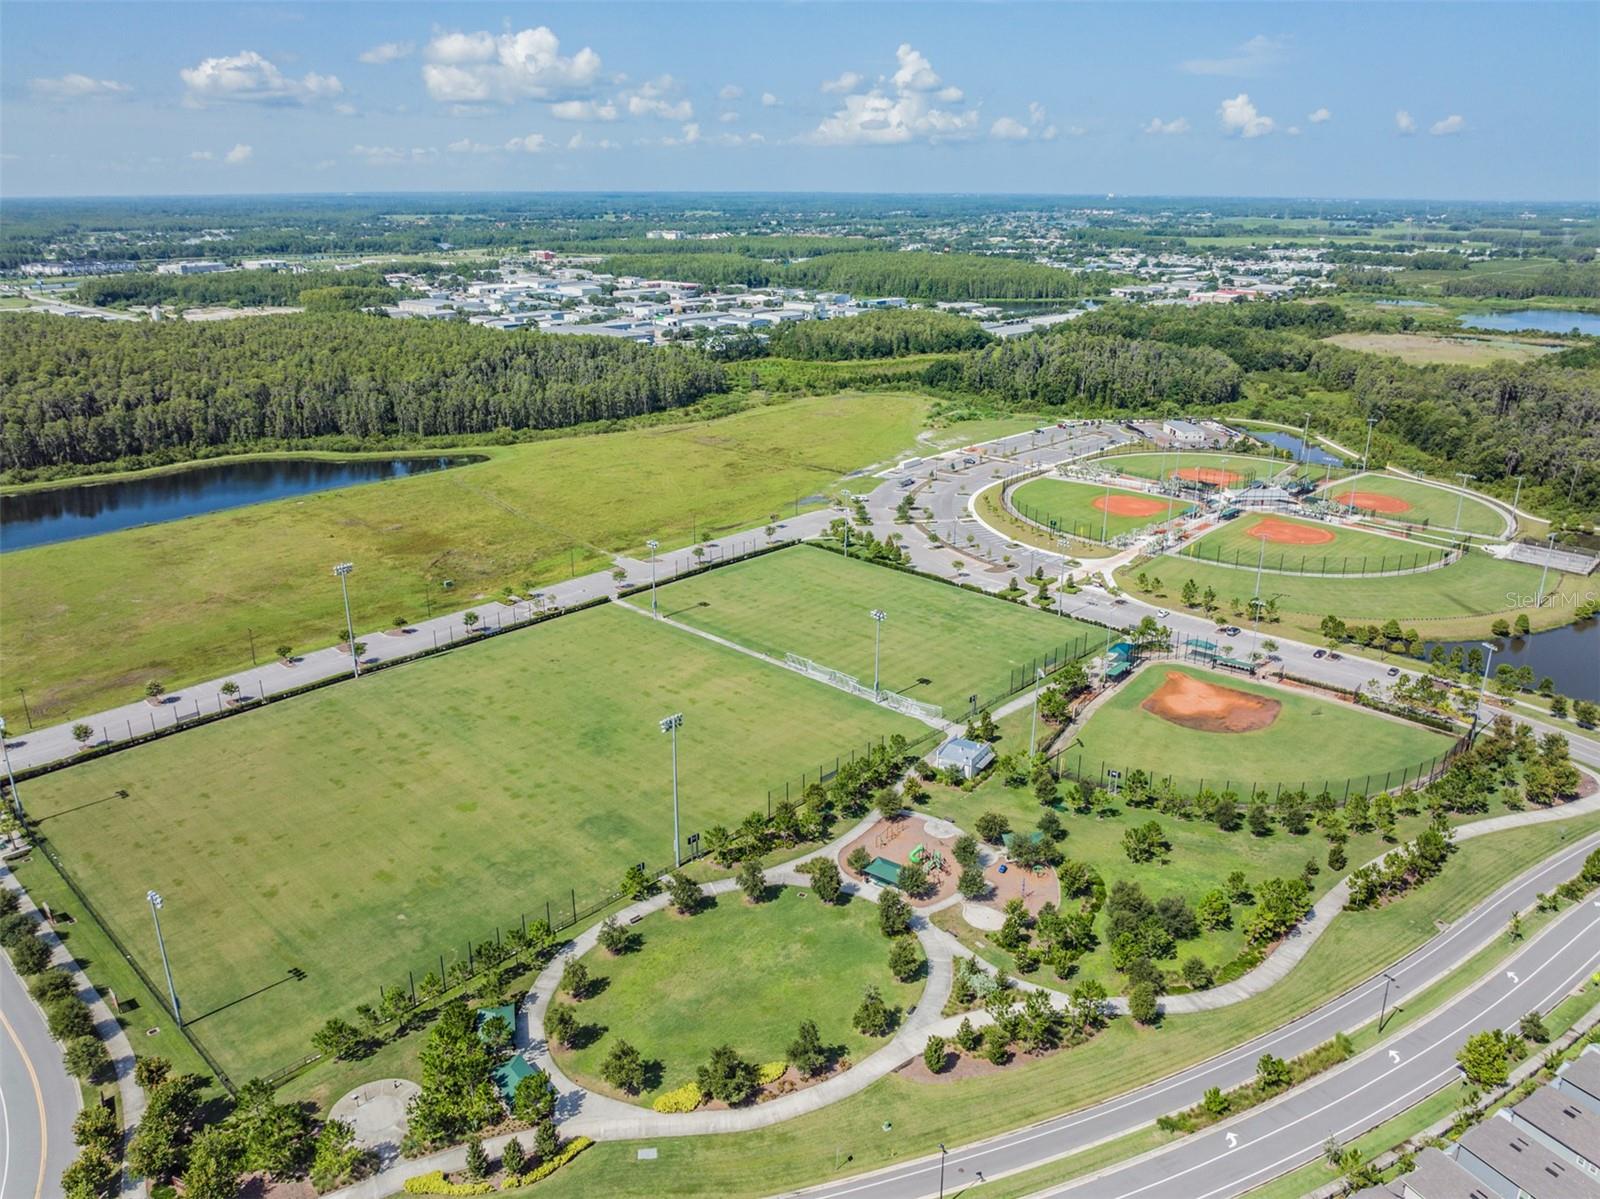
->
[553, 887, 923, 1103]
[1180, 512, 1450, 574]
[1009, 477, 1196, 543]
[1064, 665, 1453, 794]
[973, 481, 1118, 560]
[0, 392, 932, 726]
[1123, 548, 1588, 640]
[18, 603, 918, 1081]
[650, 547, 1104, 715]
[1314, 472, 1508, 537]
[1324, 331, 1558, 367]
[515, 814, 1600, 1199]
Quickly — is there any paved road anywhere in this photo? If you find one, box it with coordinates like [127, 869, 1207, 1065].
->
[0, 949, 80, 1199]
[782, 829, 1600, 1199]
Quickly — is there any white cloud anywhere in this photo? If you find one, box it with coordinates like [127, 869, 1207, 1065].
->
[1308, 106, 1331, 124]
[760, 92, 780, 108]
[29, 73, 131, 100]
[661, 122, 702, 146]
[505, 133, 550, 153]
[180, 50, 342, 106]
[1395, 109, 1417, 135]
[1144, 116, 1190, 135]
[188, 150, 214, 161]
[718, 84, 744, 101]
[1218, 93, 1275, 137]
[807, 44, 978, 146]
[351, 144, 436, 165]
[359, 41, 414, 66]
[991, 102, 1057, 142]
[421, 27, 601, 104]
[623, 76, 693, 121]
[551, 99, 618, 122]
[990, 116, 1029, 141]
[821, 71, 863, 95]
[719, 111, 739, 124]
[1181, 34, 1288, 77]
[565, 132, 618, 150]
[447, 138, 498, 154]
[1430, 114, 1466, 136]
[223, 143, 253, 164]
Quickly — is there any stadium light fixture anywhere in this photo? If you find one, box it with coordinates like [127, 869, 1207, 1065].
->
[647, 539, 661, 615]
[147, 889, 181, 1026]
[0, 716, 20, 820]
[332, 562, 359, 679]
[870, 609, 887, 697]
[659, 713, 684, 867]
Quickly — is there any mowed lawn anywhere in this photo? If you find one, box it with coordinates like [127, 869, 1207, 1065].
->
[553, 887, 922, 1102]
[1315, 473, 1507, 536]
[21, 603, 918, 1081]
[1127, 548, 1584, 638]
[1009, 477, 1195, 542]
[1104, 451, 1318, 487]
[1180, 512, 1449, 573]
[1062, 665, 1452, 793]
[0, 392, 930, 727]
[651, 547, 1104, 715]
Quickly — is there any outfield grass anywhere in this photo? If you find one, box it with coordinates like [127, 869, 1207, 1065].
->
[650, 547, 1104, 715]
[512, 814, 1600, 1199]
[1009, 477, 1196, 542]
[1063, 665, 1452, 794]
[553, 887, 923, 1102]
[1122, 547, 1589, 640]
[19, 603, 918, 1081]
[1315, 472, 1507, 536]
[0, 392, 932, 726]
[1101, 450, 1332, 487]
[1324, 331, 1558, 367]
[1181, 512, 1450, 574]
[972, 480, 1117, 560]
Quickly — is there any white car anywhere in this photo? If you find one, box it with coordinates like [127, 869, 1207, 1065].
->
[1156, 608, 1170, 618]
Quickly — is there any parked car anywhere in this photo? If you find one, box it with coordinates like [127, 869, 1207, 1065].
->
[1156, 608, 1170, 618]
[1328, 651, 1343, 660]
[1221, 626, 1241, 637]
[1313, 648, 1327, 659]
[963, 456, 977, 465]
[1387, 666, 1401, 677]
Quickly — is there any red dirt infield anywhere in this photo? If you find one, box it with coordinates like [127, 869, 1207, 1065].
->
[1092, 493, 1169, 518]
[1333, 490, 1413, 515]
[1141, 670, 1281, 734]
[1173, 466, 1246, 486]
[1245, 516, 1337, 546]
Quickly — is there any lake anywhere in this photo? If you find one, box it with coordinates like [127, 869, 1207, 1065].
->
[1424, 619, 1599, 702]
[1, 456, 482, 552]
[1248, 431, 1346, 468]
[1457, 309, 1600, 336]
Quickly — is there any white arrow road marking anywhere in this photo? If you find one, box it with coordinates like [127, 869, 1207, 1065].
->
[1388, 1050, 1402, 1064]
[1225, 1133, 1238, 1149]
[1506, 971, 1520, 984]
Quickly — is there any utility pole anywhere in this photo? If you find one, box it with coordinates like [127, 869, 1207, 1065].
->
[647, 539, 660, 616]
[1100, 479, 1111, 543]
[870, 609, 887, 697]
[1535, 532, 1556, 607]
[1511, 475, 1524, 516]
[0, 717, 21, 818]
[1253, 531, 1268, 602]
[1300, 410, 1313, 465]
[147, 890, 181, 1025]
[1476, 641, 1497, 726]
[1451, 473, 1476, 533]
[333, 562, 359, 679]
[1362, 415, 1379, 472]
[938, 1144, 948, 1199]
[659, 713, 684, 868]
[1377, 971, 1398, 1032]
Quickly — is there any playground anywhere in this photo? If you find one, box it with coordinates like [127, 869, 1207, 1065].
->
[1008, 476, 1195, 543]
[839, 813, 963, 906]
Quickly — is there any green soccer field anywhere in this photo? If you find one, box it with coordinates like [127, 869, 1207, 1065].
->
[552, 887, 923, 1103]
[650, 547, 1106, 715]
[1179, 512, 1450, 574]
[1314, 473, 1508, 537]
[20, 603, 918, 1081]
[1062, 664, 1453, 795]
[1009, 477, 1196, 542]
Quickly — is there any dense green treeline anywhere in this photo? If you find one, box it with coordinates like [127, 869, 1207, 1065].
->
[602, 250, 1118, 300]
[1440, 263, 1600, 299]
[1074, 300, 1347, 372]
[0, 314, 725, 472]
[74, 268, 399, 309]
[765, 309, 992, 359]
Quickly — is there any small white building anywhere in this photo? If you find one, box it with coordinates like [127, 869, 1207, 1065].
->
[155, 261, 229, 276]
[932, 738, 996, 780]
[1163, 419, 1210, 446]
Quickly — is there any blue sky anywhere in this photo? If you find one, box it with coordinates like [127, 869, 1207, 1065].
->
[3, 1, 1596, 200]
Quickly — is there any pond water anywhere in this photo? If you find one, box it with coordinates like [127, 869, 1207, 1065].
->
[1457, 309, 1600, 336]
[1424, 619, 1599, 702]
[1, 456, 482, 552]
[1247, 431, 1346, 468]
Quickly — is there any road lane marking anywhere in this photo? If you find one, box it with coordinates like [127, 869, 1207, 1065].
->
[0, 997, 49, 1199]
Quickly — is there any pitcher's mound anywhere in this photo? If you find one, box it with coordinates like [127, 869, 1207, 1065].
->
[1246, 516, 1336, 546]
[1142, 671, 1281, 733]
[1093, 494, 1168, 517]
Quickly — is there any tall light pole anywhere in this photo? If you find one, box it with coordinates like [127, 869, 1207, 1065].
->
[937, 1144, 948, 1199]
[1451, 473, 1476, 533]
[870, 609, 887, 698]
[147, 890, 181, 1026]
[333, 562, 359, 679]
[1100, 478, 1111, 543]
[1253, 528, 1268, 602]
[647, 539, 661, 616]
[1361, 416, 1379, 472]
[1299, 410, 1313, 465]
[1535, 532, 1557, 608]
[1511, 475, 1524, 516]
[1377, 971, 1399, 1032]
[659, 714, 684, 868]
[1476, 641, 1497, 723]
[0, 716, 21, 819]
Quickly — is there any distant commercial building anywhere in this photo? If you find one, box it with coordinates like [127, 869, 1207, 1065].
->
[1162, 419, 1210, 446]
[154, 261, 229, 276]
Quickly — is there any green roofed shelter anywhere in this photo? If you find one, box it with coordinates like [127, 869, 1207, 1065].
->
[476, 1003, 517, 1045]
[1106, 661, 1132, 680]
[864, 856, 903, 888]
[492, 1054, 538, 1105]
[1109, 641, 1136, 661]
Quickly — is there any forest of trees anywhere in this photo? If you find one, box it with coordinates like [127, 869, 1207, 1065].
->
[73, 268, 400, 309]
[1440, 263, 1600, 299]
[766, 308, 992, 360]
[0, 314, 726, 472]
[601, 250, 1118, 301]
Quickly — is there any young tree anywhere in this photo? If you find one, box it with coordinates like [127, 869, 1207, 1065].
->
[600, 1040, 647, 1094]
[309, 1119, 373, 1193]
[1456, 1030, 1510, 1087]
[145, 680, 166, 702]
[1127, 982, 1160, 1026]
[975, 811, 1011, 845]
[227, 1076, 310, 1176]
[275, 645, 294, 663]
[923, 1034, 948, 1074]
[1256, 1053, 1292, 1091]
[958, 865, 988, 899]
[1519, 1011, 1550, 1043]
[788, 1020, 828, 1077]
[737, 857, 767, 903]
[560, 960, 590, 1000]
[846, 845, 873, 875]
[464, 1136, 488, 1182]
[71, 723, 94, 748]
[310, 1018, 365, 1060]
[501, 1136, 527, 1178]
[888, 938, 922, 981]
[808, 857, 843, 904]
[666, 871, 703, 914]
[181, 1126, 242, 1199]
[878, 890, 913, 937]
[462, 611, 480, 631]
[620, 863, 655, 900]
[64, 1037, 112, 1083]
[1181, 957, 1214, 990]
[544, 1003, 579, 1048]
[512, 1072, 558, 1124]
[697, 1045, 758, 1105]
[853, 985, 893, 1036]
[597, 917, 639, 956]
[895, 861, 928, 898]
[1195, 889, 1232, 930]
